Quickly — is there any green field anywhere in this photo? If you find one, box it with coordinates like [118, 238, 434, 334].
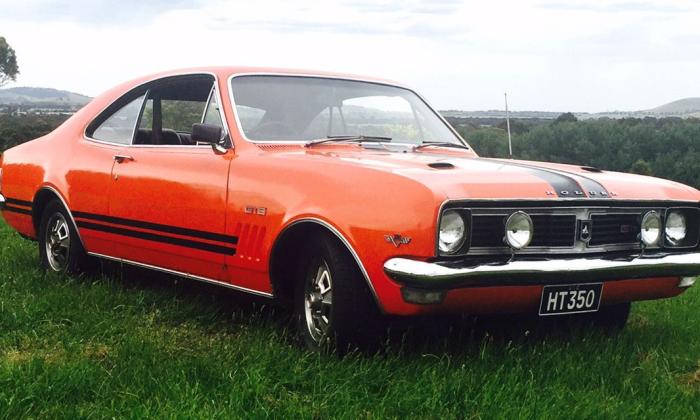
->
[1, 219, 699, 419]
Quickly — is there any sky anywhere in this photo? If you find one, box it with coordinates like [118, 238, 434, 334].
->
[1, 0, 700, 112]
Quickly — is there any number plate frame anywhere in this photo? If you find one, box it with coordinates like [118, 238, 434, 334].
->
[539, 283, 603, 316]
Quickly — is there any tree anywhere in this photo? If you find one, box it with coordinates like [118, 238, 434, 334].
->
[0, 37, 19, 87]
[555, 112, 578, 123]
[629, 159, 653, 176]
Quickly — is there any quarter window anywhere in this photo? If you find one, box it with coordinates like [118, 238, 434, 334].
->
[91, 94, 146, 144]
[203, 91, 224, 128]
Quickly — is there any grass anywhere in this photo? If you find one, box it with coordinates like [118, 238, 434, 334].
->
[1, 220, 700, 418]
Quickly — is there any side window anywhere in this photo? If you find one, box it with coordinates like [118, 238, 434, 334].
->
[134, 75, 217, 146]
[203, 91, 224, 128]
[91, 94, 146, 144]
[162, 100, 207, 132]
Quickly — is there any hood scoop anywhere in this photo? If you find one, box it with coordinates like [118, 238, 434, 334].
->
[581, 166, 603, 173]
[428, 162, 455, 170]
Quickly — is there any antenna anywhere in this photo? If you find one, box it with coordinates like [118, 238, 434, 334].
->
[505, 92, 513, 158]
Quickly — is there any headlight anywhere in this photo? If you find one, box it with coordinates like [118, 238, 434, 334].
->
[665, 210, 687, 246]
[640, 211, 661, 246]
[439, 210, 466, 254]
[504, 211, 533, 250]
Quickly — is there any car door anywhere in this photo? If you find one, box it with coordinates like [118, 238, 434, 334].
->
[74, 92, 147, 256]
[104, 75, 234, 281]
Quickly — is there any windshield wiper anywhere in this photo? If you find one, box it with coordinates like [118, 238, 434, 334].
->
[413, 141, 470, 151]
[304, 135, 392, 147]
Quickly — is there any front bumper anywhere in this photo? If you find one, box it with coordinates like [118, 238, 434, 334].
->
[384, 253, 700, 289]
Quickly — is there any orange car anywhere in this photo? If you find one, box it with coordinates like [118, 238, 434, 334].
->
[1, 67, 699, 349]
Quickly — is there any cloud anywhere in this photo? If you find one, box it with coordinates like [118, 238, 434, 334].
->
[1, 0, 700, 112]
[537, 1, 691, 14]
[0, 0, 204, 25]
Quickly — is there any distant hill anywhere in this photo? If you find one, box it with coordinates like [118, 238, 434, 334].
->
[0, 87, 91, 107]
[442, 97, 700, 121]
[648, 98, 700, 115]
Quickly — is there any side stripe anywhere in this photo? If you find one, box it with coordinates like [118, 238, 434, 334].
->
[4, 198, 33, 208]
[73, 211, 237, 244]
[76, 220, 237, 255]
[3, 205, 32, 215]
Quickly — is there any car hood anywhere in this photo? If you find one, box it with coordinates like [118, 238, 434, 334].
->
[295, 147, 700, 201]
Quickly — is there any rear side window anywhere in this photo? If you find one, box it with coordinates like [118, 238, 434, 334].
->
[91, 94, 146, 144]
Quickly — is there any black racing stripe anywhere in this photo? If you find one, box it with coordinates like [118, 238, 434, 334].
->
[497, 160, 610, 197]
[484, 159, 585, 198]
[3, 205, 32, 215]
[567, 174, 610, 197]
[4, 198, 33, 208]
[76, 220, 237, 255]
[73, 211, 237, 245]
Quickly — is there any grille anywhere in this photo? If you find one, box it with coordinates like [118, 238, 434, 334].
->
[471, 214, 576, 248]
[589, 214, 640, 246]
[530, 215, 577, 247]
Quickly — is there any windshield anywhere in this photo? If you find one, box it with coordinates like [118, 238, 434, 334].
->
[230, 75, 464, 145]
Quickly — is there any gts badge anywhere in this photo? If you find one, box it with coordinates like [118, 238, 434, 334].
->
[244, 206, 267, 216]
[385, 234, 412, 248]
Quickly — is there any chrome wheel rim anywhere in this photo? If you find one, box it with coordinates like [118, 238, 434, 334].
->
[304, 259, 333, 344]
[45, 213, 71, 271]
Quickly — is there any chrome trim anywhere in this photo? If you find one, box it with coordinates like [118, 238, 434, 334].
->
[36, 186, 85, 246]
[0, 192, 5, 210]
[83, 71, 232, 150]
[640, 210, 662, 247]
[665, 207, 700, 249]
[384, 253, 700, 289]
[88, 252, 274, 298]
[277, 218, 383, 311]
[226, 72, 470, 149]
[679, 276, 696, 288]
[504, 211, 533, 250]
[438, 202, 700, 257]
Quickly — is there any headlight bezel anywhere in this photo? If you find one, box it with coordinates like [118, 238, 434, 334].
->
[664, 207, 700, 249]
[504, 211, 534, 250]
[640, 210, 662, 247]
[437, 209, 470, 256]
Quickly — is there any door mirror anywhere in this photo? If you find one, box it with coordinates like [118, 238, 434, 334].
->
[191, 123, 222, 144]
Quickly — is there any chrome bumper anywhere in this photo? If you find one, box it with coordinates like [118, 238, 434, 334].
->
[384, 253, 700, 289]
[0, 193, 5, 210]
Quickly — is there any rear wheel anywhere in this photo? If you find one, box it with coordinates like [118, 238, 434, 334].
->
[38, 200, 90, 275]
[294, 233, 381, 352]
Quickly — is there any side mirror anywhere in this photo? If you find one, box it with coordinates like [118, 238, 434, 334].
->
[191, 123, 222, 144]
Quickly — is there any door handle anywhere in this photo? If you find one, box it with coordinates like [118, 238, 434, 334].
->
[113, 154, 134, 163]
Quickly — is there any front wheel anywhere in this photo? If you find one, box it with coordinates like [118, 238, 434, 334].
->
[38, 200, 91, 275]
[294, 233, 382, 352]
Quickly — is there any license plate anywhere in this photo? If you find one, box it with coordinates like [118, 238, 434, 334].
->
[539, 283, 603, 316]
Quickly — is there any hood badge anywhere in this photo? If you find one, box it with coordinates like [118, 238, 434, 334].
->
[578, 220, 592, 244]
[385, 234, 412, 247]
[545, 190, 617, 197]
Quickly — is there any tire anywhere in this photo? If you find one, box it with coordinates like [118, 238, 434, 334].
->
[293, 232, 382, 352]
[38, 200, 91, 275]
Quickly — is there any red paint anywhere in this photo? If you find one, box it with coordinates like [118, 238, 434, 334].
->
[1, 67, 698, 316]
